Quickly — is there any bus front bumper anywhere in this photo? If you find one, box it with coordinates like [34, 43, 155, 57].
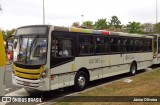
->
[12, 73, 48, 91]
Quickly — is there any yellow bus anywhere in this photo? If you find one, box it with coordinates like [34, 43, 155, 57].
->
[12, 25, 153, 91]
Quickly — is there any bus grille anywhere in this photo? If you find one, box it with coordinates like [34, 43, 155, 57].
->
[13, 64, 44, 80]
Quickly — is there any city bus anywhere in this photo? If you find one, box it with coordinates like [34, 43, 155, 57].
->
[149, 34, 160, 64]
[12, 25, 153, 91]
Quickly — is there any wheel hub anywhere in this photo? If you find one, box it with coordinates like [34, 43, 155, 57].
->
[132, 65, 136, 74]
[78, 76, 85, 87]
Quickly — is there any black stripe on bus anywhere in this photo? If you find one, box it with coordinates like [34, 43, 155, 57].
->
[50, 60, 152, 76]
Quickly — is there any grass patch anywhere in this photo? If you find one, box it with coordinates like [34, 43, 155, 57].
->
[53, 69, 160, 105]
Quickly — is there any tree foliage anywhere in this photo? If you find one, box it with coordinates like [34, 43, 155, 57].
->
[82, 21, 94, 29]
[126, 21, 143, 33]
[71, 16, 160, 34]
[94, 18, 109, 30]
[71, 22, 80, 27]
[109, 16, 122, 29]
[2, 29, 15, 41]
[142, 23, 154, 34]
[154, 22, 160, 34]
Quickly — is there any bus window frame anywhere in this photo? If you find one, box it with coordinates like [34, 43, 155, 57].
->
[94, 36, 107, 54]
[51, 37, 74, 58]
[109, 36, 123, 54]
[77, 34, 94, 55]
[50, 31, 75, 68]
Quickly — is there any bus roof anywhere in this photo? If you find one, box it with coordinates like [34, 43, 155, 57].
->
[147, 34, 160, 37]
[52, 26, 153, 38]
[17, 25, 51, 29]
[16, 25, 153, 38]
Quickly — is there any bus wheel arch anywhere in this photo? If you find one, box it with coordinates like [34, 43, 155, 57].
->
[130, 61, 137, 76]
[74, 68, 89, 91]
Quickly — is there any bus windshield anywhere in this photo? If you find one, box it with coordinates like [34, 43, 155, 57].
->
[15, 35, 47, 65]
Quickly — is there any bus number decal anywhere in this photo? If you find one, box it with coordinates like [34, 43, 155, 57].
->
[125, 55, 135, 60]
[89, 58, 101, 64]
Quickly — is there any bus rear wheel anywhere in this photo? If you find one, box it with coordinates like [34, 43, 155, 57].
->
[130, 62, 137, 76]
[74, 71, 88, 91]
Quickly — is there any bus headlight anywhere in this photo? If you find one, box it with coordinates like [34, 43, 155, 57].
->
[40, 69, 48, 79]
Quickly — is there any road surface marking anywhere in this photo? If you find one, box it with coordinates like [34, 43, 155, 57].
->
[5, 88, 29, 96]
[0, 88, 30, 105]
[5, 88, 12, 92]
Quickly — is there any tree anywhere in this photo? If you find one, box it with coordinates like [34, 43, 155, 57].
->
[142, 23, 154, 34]
[109, 16, 122, 30]
[2, 29, 15, 41]
[94, 18, 109, 30]
[119, 24, 127, 32]
[82, 21, 94, 29]
[71, 22, 80, 27]
[125, 21, 143, 33]
[154, 22, 160, 34]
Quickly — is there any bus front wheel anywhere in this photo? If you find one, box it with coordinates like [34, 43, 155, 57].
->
[130, 62, 137, 76]
[74, 71, 88, 91]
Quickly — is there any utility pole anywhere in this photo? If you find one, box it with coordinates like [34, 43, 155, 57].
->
[156, 0, 158, 24]
[81, 15, 84, 25]
[43, 0, 45, 25]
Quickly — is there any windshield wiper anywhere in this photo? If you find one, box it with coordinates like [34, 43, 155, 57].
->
[28, 35, 39, 63]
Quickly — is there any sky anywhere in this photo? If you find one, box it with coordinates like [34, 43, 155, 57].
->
[0, 0, 159, 30]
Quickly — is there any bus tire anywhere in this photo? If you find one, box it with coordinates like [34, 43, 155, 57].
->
[74, 71, 88, 91]
[130, 62, 137, 76]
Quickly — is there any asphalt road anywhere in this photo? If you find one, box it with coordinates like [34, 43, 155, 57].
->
[4, 64, 21, 94]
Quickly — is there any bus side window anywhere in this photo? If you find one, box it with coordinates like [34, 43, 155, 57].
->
[126, 38, 131, 52]
[129, 39, 134, 52]
[52, 38, 73, 57]
[110, 37, 122, 53]
[110, 37, 116, 52]
[123, 38, 127, 52]
[59, 39, 72, 57]
[148, 39, 152, 52]
[51, 39, 58, 57]
[78, 35, 93, 55]
[118, 38, 123, 52]
[142, 39, 148, 52]
[134, 39, 138, 51]
[95, 36, 105, 53]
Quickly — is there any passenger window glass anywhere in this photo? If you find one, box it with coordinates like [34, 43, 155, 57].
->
[96, 37, 104, 44]
[78, 35, 93, 54]
[95, 37, 105, 53]
[110, 37, 122, 52]
[79, 36, 92, 44]
[52, 38, 72, 57]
